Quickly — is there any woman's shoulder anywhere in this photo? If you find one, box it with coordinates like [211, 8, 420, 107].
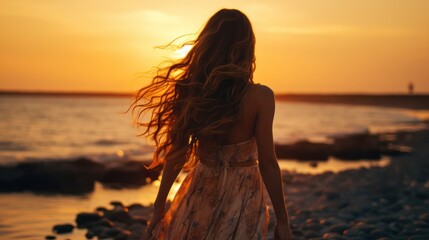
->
[247, 83, 275, 102]
[242, 83, 275, 115]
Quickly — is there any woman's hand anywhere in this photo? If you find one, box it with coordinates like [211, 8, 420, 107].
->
[145, 205, 165, 239]
[274, 222, 294, 240]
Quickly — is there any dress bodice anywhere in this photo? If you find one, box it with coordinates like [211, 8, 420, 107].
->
[197, 136, 258, 166]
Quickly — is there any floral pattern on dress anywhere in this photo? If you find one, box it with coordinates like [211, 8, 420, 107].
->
[151, 137, 269, 240]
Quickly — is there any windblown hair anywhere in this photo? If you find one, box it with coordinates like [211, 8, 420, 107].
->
[130, 9, 256, 170]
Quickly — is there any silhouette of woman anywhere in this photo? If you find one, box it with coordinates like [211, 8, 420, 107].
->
[130, 8, 293, 240]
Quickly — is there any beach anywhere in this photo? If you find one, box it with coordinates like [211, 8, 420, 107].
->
[2, 0, 429, 239]
[1, 94, 429, 239]
[25, 127, 428, 240]
[38, 125, 428, 240]
[273, 127, 429, 239]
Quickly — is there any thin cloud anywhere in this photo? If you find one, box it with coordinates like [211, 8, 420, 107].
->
[265, 25, 417, 36]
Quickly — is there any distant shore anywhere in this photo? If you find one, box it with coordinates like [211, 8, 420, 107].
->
[276, 93, 429, 110]
[2, 90, 429, 110]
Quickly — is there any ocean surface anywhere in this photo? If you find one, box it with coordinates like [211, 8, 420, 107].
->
[0, 94, 428, 239]
[0, 94, 426, 164]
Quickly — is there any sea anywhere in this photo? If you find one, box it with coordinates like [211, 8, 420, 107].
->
[0, 94, 428, 239]
[0, 94, 426, 164]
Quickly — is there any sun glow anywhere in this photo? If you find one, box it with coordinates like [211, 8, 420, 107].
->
[175, 44, 193, 59]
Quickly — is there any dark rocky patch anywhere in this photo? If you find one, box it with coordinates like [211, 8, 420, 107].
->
[0, 158, 103, 194]
[0, 158, 162, 194]
[52, 223, 74, 234]
[275, 131, 412, 162]
[99, 161, 162, 188]
[275, 140, 331, 160]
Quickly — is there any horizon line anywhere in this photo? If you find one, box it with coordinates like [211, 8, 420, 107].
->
[0, 89, 428, 97]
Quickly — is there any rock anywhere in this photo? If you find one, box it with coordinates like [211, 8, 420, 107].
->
[0, 158, 104, 194]
[325, 192, 340, 200]
[71, 157, 104, 171]
[338, 212, 354, 221]
[52, 223, 74, 234]
[326, 223, 349, 233]
[110, 201, 124, 211]
[369, 228, 389, 238]
[381, 144, 412, 156]
[413, 220, 429, 229]
[419, 213, 429, 222]
[85, 231, 95, 239]
[76, 212, 103, 228]
[304, 230, 320, 238]
[388, 222, 403, 233]
[127, 203, 145, 211]
[319, 217, 343, 226]
[275, 141, 331, 161]
[322, 232, 341, 238]
[95, 207, 108, 212]
[331, 132, 382, 160]
[90, 225, 112, 239]
[86, 218, 114, 229]
[115, 230, 132, 240]
[343, 228, 366, 237]
[99, 161, 162, 187]
[110, 201, 124, 207]
[408, 235, 429, 240]
[303, 223, 323, 231]
[129, 222, 146, 231]
[104, 210, 131, 223]
[131, 216, 149, 225]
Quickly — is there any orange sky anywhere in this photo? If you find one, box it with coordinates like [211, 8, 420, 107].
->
[1, 1, 428, 94]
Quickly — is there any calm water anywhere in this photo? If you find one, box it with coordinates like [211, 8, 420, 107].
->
[0, 94, 426, 164]
[0, 94, 427, 239]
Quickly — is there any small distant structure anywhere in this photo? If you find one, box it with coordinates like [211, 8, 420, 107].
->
[408, 82, 414, 95]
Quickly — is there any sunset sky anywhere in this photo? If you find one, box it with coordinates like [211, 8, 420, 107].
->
[1, 0, 428, 94]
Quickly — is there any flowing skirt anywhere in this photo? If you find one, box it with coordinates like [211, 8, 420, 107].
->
[151, 163, 269, 239]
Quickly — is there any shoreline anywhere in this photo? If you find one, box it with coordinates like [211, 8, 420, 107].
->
[269, 128, 429, 239]
[40, 127, 429, 240]
[2, 91, 429, 111]
[0, 127, 426, 239]
[0, 127, 419, 195]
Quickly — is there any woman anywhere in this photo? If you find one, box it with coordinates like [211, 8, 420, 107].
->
[131, 8, 293, 240]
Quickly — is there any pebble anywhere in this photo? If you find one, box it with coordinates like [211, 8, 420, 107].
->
[369, 228, 389, 238]
[110, 201, 124, 207]
[326, 223, 349, 233]
[75, 212, 103, 228]
[52, 223, 74, 234]
[409, 236, 429, 240]
[104, 209, 131, 223]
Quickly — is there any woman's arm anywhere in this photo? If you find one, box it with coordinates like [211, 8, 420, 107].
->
[153, 157, 185, 209]
[146, 150, 186, 236]
[255, 86, 293, 238]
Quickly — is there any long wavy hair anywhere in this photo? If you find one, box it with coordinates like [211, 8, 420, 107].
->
[130, 9, 256, 170]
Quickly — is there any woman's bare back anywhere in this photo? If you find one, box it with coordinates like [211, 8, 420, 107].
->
[199, 83, 263, 146]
